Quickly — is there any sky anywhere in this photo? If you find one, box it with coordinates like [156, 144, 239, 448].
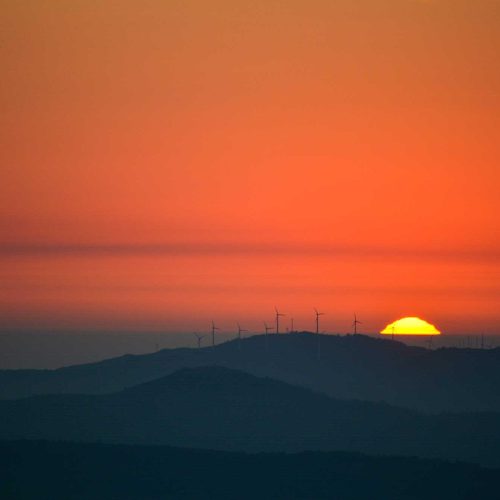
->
[1, 0, 499, 336]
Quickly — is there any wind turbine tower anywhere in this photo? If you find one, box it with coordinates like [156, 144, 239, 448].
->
[193, 332, 206, 348]
[314, 308, 325, 335]
[211, 321, 219, 347]
[237, 322, 248, 340]
[275, 307, 285, 334]
[353, 313, 362, 335]
[237, 322, 248, 351]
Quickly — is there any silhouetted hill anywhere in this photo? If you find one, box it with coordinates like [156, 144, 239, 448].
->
[2, 333, 500, 412]
[1, 441, 498, 500]
[1, 366, 500, 466]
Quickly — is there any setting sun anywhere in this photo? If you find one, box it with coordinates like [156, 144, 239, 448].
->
[380, 317, 441, 336]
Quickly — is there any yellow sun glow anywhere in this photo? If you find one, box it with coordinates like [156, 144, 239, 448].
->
[380, 317, 441, 336]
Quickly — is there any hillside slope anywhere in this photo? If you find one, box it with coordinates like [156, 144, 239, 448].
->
[1, 366, 500, 466]
[1, 333, 500, 413]
[2, 440, 498, 500]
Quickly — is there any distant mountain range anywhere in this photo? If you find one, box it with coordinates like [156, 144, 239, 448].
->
[2, 366, 500, 467]
[1, 333, 500, 413]
[1, 440, 497, 500]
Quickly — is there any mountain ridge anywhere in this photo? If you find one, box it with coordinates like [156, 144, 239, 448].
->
[2, 440, 498, 500]
[2, 365, 500, 467]
[1, 333, 500, 413]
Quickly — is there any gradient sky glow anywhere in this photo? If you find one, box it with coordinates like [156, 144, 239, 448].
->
[1, 0, 499, 334]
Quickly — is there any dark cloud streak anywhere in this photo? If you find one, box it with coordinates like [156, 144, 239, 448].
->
[0, 242, 498, 263]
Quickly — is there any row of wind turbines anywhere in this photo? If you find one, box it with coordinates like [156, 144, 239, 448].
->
[193, 308, 363, 348]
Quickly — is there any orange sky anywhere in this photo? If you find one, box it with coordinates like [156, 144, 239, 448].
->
[1, 0, 499, 334]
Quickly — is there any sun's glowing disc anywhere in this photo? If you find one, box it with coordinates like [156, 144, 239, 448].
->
[380, 317, 441, 336]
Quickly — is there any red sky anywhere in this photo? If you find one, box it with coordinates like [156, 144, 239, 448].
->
[1, 0, 499, 335]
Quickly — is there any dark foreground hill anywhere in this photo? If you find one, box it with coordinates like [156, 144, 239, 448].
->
[1, 333, 500, 413]
[2, 367, 500, 467]
[1, 441, 498, 500]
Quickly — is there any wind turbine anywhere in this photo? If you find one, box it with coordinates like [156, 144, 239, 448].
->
[211, 321, 219, 347]
[314, 308, 325, 335]
[237, 322, 248, 351]
[352, 313, 362, 335]
[193, 332, 205, 348]
[237, 322, 248, 340]
[275, 307, 285, 334]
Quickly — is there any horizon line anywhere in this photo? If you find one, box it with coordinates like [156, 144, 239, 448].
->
[1, 241, 499, 262]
